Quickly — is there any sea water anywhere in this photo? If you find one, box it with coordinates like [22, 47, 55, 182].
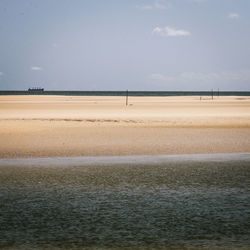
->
[0, 154, 249, 249]
[1, 90, 250, 96]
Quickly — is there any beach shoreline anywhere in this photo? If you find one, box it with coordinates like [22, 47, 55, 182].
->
[1, 152, 250, 167]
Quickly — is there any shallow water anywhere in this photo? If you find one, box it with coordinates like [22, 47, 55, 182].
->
[0, 159, 250, 249]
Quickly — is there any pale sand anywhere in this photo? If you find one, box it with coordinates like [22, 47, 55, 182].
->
[0, 95, 250, 158]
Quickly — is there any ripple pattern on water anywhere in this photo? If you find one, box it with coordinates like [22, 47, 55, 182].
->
[0, 160, 250, 249]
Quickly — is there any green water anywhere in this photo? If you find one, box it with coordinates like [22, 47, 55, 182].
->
[1, 90, 250, 96]
[0, 160, 249, 249]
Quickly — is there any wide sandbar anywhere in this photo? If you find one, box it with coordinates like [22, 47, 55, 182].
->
[0, 95, 250, 158]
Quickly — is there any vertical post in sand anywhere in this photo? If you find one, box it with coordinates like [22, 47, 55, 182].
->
[211, 89, 213, 100]
[126, 89, 129, 106]
[218, 88, 219, 98]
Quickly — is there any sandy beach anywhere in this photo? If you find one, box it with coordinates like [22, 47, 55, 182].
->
[0, 95, 249, 158]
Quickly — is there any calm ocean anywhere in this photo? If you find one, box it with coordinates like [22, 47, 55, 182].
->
[1, 90, 250, 96]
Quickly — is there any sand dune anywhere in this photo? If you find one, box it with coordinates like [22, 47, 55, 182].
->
[0, 95, 249, 158]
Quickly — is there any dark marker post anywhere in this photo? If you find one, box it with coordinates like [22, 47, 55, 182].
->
[211, 89, 213, 100]
[126, 89, 129, 106]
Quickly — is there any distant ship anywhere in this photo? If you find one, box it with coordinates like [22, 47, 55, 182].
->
[28, 87, 44, 92]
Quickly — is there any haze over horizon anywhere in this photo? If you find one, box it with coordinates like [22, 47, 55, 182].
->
[0, 0, 250, 91]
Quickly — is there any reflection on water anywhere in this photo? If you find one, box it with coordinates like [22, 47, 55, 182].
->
[0, 161, 250, 249]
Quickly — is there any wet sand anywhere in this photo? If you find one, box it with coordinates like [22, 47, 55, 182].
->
[0, 95, 250, 158]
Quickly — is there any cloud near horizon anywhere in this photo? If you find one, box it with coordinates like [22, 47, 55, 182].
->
[228, 13, 240, 19]
[152, 26, 191, 37]
[0, 72, 4, 76]
[150, 69, 250, 84]
[31, 66, 43, 71]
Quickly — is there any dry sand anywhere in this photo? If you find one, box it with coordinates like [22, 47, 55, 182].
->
[0, 95, 250, 158]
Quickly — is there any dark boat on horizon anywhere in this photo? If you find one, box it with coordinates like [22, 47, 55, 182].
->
[28, 87, 44, 92]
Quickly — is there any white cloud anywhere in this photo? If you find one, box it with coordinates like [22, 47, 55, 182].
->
[150, 69, 250, 83]
[228, 13, 240, 19]
[154, 0, 170, 9]
[0, 72, 4, 76]
[152, 26, 190, 37]
[31, 66, 43, 71]
[137, 0, 170, 10]
[152, 27, 162, 34]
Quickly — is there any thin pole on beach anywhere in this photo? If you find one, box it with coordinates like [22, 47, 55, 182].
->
[211, 89, 213, 100]
[218, 88, 219, 97]
[126, 89, 129, 106]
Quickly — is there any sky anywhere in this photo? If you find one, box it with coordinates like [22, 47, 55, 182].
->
[0, 0, 250, 91]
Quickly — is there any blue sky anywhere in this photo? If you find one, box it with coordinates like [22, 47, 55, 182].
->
[0, 0, 250, 90]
